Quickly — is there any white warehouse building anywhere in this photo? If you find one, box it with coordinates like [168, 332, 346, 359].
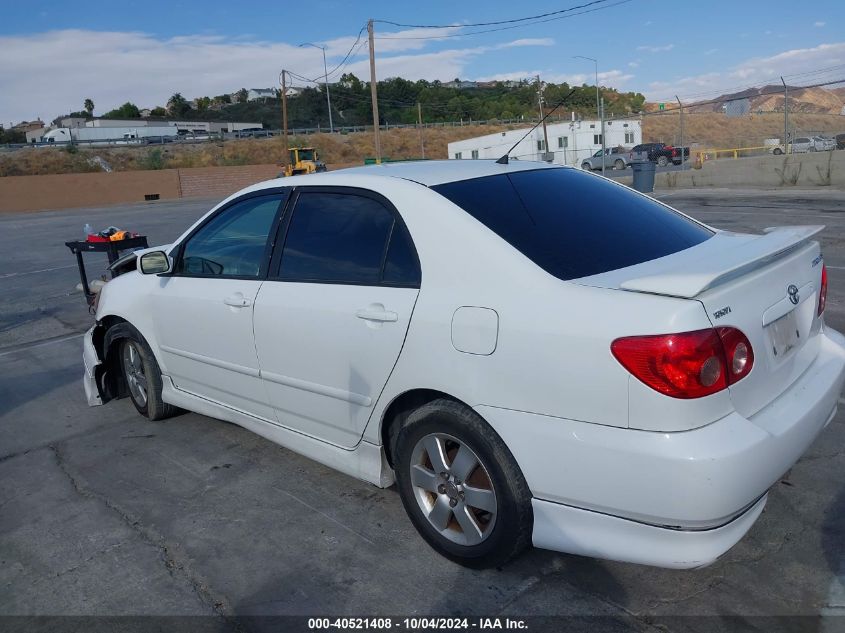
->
[447, 117, 641, 167]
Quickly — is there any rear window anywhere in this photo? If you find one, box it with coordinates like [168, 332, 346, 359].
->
[432, 168, 713, 280]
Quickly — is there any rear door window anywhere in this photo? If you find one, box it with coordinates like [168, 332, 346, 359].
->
[432, 168, 712, 280]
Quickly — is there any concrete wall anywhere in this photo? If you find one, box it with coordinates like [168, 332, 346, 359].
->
[0, 164, 283, 213]
[656, 150, 845, 190]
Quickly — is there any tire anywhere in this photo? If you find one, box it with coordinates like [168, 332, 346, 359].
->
[773, 148, 783, 155]
[105, 322, 180, 421]
[657, 155, 668, 167]
[581, 162, 592, 170]
[614, 159, 625, 170]
[392, 399, 533, 568]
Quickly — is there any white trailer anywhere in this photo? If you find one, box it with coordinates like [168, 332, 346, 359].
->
[448, 118, 641, 167]
[42, 126, 178, 145]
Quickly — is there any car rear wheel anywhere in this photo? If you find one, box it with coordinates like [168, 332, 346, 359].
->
[581, 162, 591, 170]
[106, 322, 180, 421]
[392, 399, 532, 568]
[657, 155, 668, 167]
[614, 159, 625, 170]
[773, 147, 783, 155]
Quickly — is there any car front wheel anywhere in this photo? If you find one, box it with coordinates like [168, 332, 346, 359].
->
[614, 159, 625, 170]
[393, 399, 533, 568]
[106, 322, 180, 421]
[581, 162, 592, 170]
[657, 155, 668, 166]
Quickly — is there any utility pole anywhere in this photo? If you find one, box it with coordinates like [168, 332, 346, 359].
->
[600, 97, 606, 177]
[537, 75, 550, 161]
[280, 70, 289, 167]
[676, 95, 684, 170]
[417, 102, 425, 158]
[367, 19, 381, 163]
[781, 76, 789, 154]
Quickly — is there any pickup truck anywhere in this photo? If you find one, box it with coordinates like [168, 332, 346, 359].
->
[629, 143, 689, 166]
[580, 146, 631, 171]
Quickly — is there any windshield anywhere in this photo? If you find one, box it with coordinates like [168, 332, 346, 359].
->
[432, 168, 713, 280]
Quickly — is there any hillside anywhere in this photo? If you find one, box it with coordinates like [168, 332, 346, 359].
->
[643, 111, 844, 148]
[2, 112, 844, 177]
[684, 85, 844, 115]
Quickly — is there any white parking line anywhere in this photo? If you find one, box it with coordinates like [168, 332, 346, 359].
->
[0, 264, 76, 280]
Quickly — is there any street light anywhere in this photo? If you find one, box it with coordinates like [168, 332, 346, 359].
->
[299, 42, 334, 133]
[573, 55, 600, 124]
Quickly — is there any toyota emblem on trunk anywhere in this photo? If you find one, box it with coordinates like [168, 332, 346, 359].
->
[788, 284, 800, 305]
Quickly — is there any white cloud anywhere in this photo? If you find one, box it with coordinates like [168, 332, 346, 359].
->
[628, 61, 639, 68]
[636, 43, 674, 53]
[646, 41, 845, 101]
[0, 28, 491, 123]
[498, 38, 555, 48]
[814, 21, 826, 27]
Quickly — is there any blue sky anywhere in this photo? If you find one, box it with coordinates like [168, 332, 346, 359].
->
[1, 0, 844, 124]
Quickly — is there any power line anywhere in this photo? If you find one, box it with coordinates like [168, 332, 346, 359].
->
[373, 0, 614, 29]
[375, 0, 633, 40]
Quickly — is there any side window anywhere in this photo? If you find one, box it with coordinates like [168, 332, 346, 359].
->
[178, 195, 281, 277]
[279, 192, 396, 285]
[383, 222, 421, 286]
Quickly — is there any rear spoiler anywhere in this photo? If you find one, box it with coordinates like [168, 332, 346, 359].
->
[620, 226, 824, 298]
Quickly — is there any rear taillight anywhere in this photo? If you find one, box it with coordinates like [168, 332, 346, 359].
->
[818, 264, 828, 316]
[611, 327, 754, 399]
[716, 326, 754, 383]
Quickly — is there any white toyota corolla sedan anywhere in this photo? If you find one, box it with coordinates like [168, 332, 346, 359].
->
[83, 160, 845, 569]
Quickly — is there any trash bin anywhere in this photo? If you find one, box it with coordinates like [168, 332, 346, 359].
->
[631, 161, 656, 194]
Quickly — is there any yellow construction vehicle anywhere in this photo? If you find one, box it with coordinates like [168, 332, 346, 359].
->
[282, 147, 327, 177]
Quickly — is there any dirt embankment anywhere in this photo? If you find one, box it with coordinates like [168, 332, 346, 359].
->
[2, 114, 844, 177]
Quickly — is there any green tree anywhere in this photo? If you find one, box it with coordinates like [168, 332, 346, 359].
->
[236, 88, 248, 104]
[195, 96, 211, 112]
[167, 93, 191, 117]
[150, 106, 167, 117]
[83, 98, 94, 116]
[102, 102, 141, 119]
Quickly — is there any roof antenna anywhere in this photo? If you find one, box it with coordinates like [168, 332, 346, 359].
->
[496, 87, 579, 164]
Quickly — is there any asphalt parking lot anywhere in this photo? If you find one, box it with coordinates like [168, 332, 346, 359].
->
[1, 187, 844, 631]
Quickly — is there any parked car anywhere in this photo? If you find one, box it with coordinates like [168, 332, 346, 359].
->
[83, 160, 844, 570]
[580, 146, 631, 171]
[813, 136, 836, 152]
[670, 146, 690, 165]
[790, 137, 814, 154]
[836, 133, 845, 150]
[628, 142, 679, 167]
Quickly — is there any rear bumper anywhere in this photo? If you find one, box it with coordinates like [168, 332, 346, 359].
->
[532, 494, 767, 569]
[83, 325, 103, 406]
[479, 326, 845, 567]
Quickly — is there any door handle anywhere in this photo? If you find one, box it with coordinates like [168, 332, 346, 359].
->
[356, 308, 398, 322]
[223, 294, 252, 308]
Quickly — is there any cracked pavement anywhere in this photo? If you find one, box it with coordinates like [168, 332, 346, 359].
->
[1, 191, 844, 630]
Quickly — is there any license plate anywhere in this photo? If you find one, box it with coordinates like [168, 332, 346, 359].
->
[768, 309, 801, 358]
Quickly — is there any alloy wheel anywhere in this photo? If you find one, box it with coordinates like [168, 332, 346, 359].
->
[409, 433, 497, 546]
[122, 341, 148, 408]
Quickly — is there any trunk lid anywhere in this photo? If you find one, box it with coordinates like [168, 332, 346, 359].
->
[576, 227, 826, 418]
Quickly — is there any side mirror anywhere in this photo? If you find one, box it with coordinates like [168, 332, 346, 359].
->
[139, 250, 172, 275]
